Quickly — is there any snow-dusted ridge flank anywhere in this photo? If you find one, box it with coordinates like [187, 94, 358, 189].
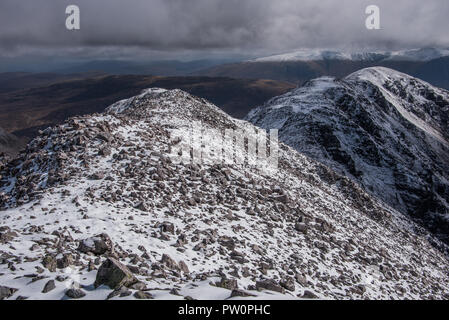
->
[347, 67, 449, 145]
[0, 88, 449, 300]
[247, 67, 449, 245]
[250, 48, 449, 63]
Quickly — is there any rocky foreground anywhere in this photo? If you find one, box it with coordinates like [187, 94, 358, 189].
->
[0, 88, 448, 300]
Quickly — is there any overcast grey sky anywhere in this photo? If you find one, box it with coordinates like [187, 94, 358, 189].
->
[1, 0, 448, 59]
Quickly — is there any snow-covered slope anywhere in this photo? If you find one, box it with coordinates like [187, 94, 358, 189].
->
[1, 88, 448, 300]
[247, 67, 449, 245]
[251, 48, 449, 63]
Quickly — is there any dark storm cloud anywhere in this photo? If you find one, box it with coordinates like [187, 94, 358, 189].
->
[0, 0, 448, 57]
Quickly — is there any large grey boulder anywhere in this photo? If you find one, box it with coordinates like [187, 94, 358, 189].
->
[94, 258, 137, 289]
[78, 233, 114, 256]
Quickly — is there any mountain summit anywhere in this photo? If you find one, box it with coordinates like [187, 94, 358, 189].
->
[0, 87, 448, 300]
[247, 67, 449, 244]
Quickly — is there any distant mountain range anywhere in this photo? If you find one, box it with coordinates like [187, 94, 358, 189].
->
[251, 48, 449, 62]
[0, 57, 238, 77]
[196, 48, 449, 90]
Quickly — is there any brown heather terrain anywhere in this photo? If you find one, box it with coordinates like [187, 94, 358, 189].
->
[0, 73, 295, 151]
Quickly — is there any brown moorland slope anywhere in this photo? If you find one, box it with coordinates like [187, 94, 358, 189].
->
[0, 73, 295, 141]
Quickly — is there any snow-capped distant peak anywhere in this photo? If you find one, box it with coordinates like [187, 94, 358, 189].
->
[250, 48, 449, 63]
[387, 48, 449, 62]
[251, 49, 353, 62]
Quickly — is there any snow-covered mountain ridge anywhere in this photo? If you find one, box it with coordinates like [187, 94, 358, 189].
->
[247, 67, 449, 245]
[0, 88, 448, 300]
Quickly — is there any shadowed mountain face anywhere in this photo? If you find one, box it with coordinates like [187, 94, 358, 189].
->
[195, 57, 449, 90]
[0, 73, 294, 140]
[247, 67, 449, 245]
[0, 127, 25, 156]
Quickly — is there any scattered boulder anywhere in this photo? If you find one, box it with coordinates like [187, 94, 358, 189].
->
[178, 260, 190, 274]
[0, 227, 18, 244]
[161, 254, 179, 270]
[160, 222, 175, 234]
[134, 291, 154, 299]
[271, 194, 288, 204]
[94, 258, 137, 289]
[42, 280, 56, 294]
[107, 286, 132, 299]
[135, 201, 150, 212]
[280, 277, 296, 292]
[57, 254, 74, 269]
[98, 147, 112, 156]
[301, 290, 319, 299]
[65, 288, 86, 299]
[256, 279, 285, 294]
[229, 289, 257, 298]
[295, 223, 308, 234]
[78, 233, 114, 256]
[215, 277, 238, 290]
[90, 172, 105, 180]
[295, 274, 308, 287]
[0, 286, 18, 300]
[42, 255, 57, 272]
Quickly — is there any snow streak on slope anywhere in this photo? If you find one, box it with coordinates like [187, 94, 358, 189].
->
[247, 67, 449, 244]
[0, 88, 448, 300]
